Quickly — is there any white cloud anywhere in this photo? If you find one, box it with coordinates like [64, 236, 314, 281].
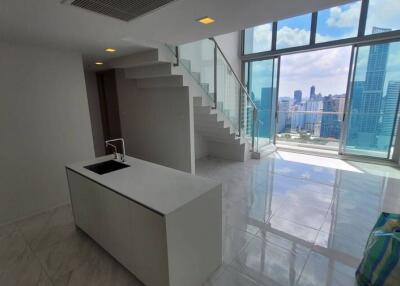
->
[326, 2, 361, 28]
[279, 47, 353, 98]
[277, 26, 310, 49]
[246, 23, 272, 53]
[365, 0, 400, 33]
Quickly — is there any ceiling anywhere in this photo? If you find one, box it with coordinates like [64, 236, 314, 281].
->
[0, 0, 352, 66]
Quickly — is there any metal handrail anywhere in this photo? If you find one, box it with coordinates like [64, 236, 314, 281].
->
[208, 37, 258, 110]
[167, 40, 259, 151]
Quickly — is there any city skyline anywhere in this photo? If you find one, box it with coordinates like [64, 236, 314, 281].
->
[278, 46, 352, 99]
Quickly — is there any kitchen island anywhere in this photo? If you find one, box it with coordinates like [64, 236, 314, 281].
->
[66, 155, 222, 286]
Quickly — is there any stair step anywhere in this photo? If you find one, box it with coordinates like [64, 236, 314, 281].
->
[195, 126, 234, 136]
[125, 63, 174, 79]
[138, 86, 189, 97]
[191, 72, 201, 82]
[194, 105, 215, 114]
[194, 120, 225, 129]
[193, 96, 203, 106]
[137, 75, 183, 88]
[108, 49, 160, 68]
[196, 129, 236, 140]
[200, 83, 210, 93]
[180, 59, 191, 71]
[201, 135, 243, 145]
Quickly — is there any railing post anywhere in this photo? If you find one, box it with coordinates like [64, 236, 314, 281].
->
[238, 90, 242, 137]
[213, 43, 217, 109]
[173, 46, 179, 66]
[252, 108, 256, 151]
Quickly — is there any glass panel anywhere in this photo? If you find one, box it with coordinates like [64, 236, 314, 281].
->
[365, 0, 400, 35]
[276, 47, 352, 151]
[244, 23, 273, 54]
[178, 40, 215, 102]
[277, 13, 312, 49]
[247, 59, 276, 148]
[216, 49, 241, 131]
[316, 1, 361, 43]
[344, 41, 400, 158]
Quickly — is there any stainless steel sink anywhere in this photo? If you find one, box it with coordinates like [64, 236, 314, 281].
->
[84, 160, 130, 175]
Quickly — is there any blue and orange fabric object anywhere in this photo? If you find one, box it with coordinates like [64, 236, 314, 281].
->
[356, 212, 400, 286]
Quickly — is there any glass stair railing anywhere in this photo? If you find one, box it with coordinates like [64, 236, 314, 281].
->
[166, 39, 260, 153]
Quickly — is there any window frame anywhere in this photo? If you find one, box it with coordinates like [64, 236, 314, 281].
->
[241, 0, 400, 61]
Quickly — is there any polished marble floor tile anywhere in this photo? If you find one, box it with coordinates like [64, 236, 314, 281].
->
[1, 152, 400, 286]
[266, 216, 320, 245]
[0, 241, 51, 286]
[17, 204, 75, 252]
[204, 265, 259, 286]
[222, 225, 256, 264]
[0, 222, 16, 240]
[231, 235, 310, 286]
[297, 251, 357, 286]
[36, 229, 96, 279]
[269, 159, 337, 186]
[273, 204, 330, 230]
[52, 243, 143, 286]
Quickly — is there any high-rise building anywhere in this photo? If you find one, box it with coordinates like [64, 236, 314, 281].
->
[294, 90, 302, 105]
[291, 103, 305, 131]
[321, 95, 341, 139]
[259, 87, 273, 138]
[310, 86, 316, 100]
[381, 81, 400, 136]
[304, 98, 323, 136]
[357, 27, 391, 147]
[278, 97, 290, 133]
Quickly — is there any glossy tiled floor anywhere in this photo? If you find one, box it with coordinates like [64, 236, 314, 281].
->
[1, 151, 400, 286]
[198, 151, 400, 286]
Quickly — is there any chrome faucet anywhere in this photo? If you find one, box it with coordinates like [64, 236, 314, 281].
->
[105, 138, 126, 162]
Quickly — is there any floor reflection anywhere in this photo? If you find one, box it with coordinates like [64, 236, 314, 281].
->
[197, 151, 400, 286]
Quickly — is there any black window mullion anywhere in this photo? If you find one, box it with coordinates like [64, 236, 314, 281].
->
[310, 12, 318, 45]
[271, 22, 277, 51]
[358, 0, 369, 37]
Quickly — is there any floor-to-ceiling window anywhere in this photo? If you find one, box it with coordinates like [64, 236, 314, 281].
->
[343, 40, 400, 158]
[242, 0, 400, 159]
[245, 58, 279, 148]
[276, 47, 352, 151]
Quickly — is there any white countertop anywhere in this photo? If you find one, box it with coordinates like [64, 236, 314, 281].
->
[66, 155, 221, 216]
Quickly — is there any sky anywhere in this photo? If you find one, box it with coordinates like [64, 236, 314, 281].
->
[247, 0, 400, 100]
[279, 46, 352, 98]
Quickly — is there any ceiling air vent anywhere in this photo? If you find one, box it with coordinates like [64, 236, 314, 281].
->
[62, 0, 177, 21]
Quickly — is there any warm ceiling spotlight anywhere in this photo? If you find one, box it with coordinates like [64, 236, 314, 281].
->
[95, 61, 104, 65]
[197, 16, 215, 25]
[105, 48, 117, 53]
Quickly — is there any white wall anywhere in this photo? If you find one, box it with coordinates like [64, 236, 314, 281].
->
[0, 42, 95, 224]
[116, 70, 195, 173]
[214, 31, 242, 78]
[84, 71, 106, 157]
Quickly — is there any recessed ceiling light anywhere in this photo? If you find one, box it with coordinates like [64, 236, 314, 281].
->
[197, 16, 215, 25]
[95, 61, 104, 65]
[105, 48, 117, 53]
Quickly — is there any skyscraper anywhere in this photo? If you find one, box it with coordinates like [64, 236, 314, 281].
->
[259, 87, 273, 138]
[278, 97, 290, 133]
[381, 81, 400, 136]
[357, 27, 391, 147]
[294, 90, 302, 105]
[291, 103, 305, 131]
[321, 95, 341, 139]
[310, 86, 316, 100]
[304, 99, 323, 136]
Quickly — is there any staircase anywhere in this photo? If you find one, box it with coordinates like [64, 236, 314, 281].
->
[109, 40, 257, 162]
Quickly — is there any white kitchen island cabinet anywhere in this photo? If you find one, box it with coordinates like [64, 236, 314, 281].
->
[66, 155, 222, 286]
